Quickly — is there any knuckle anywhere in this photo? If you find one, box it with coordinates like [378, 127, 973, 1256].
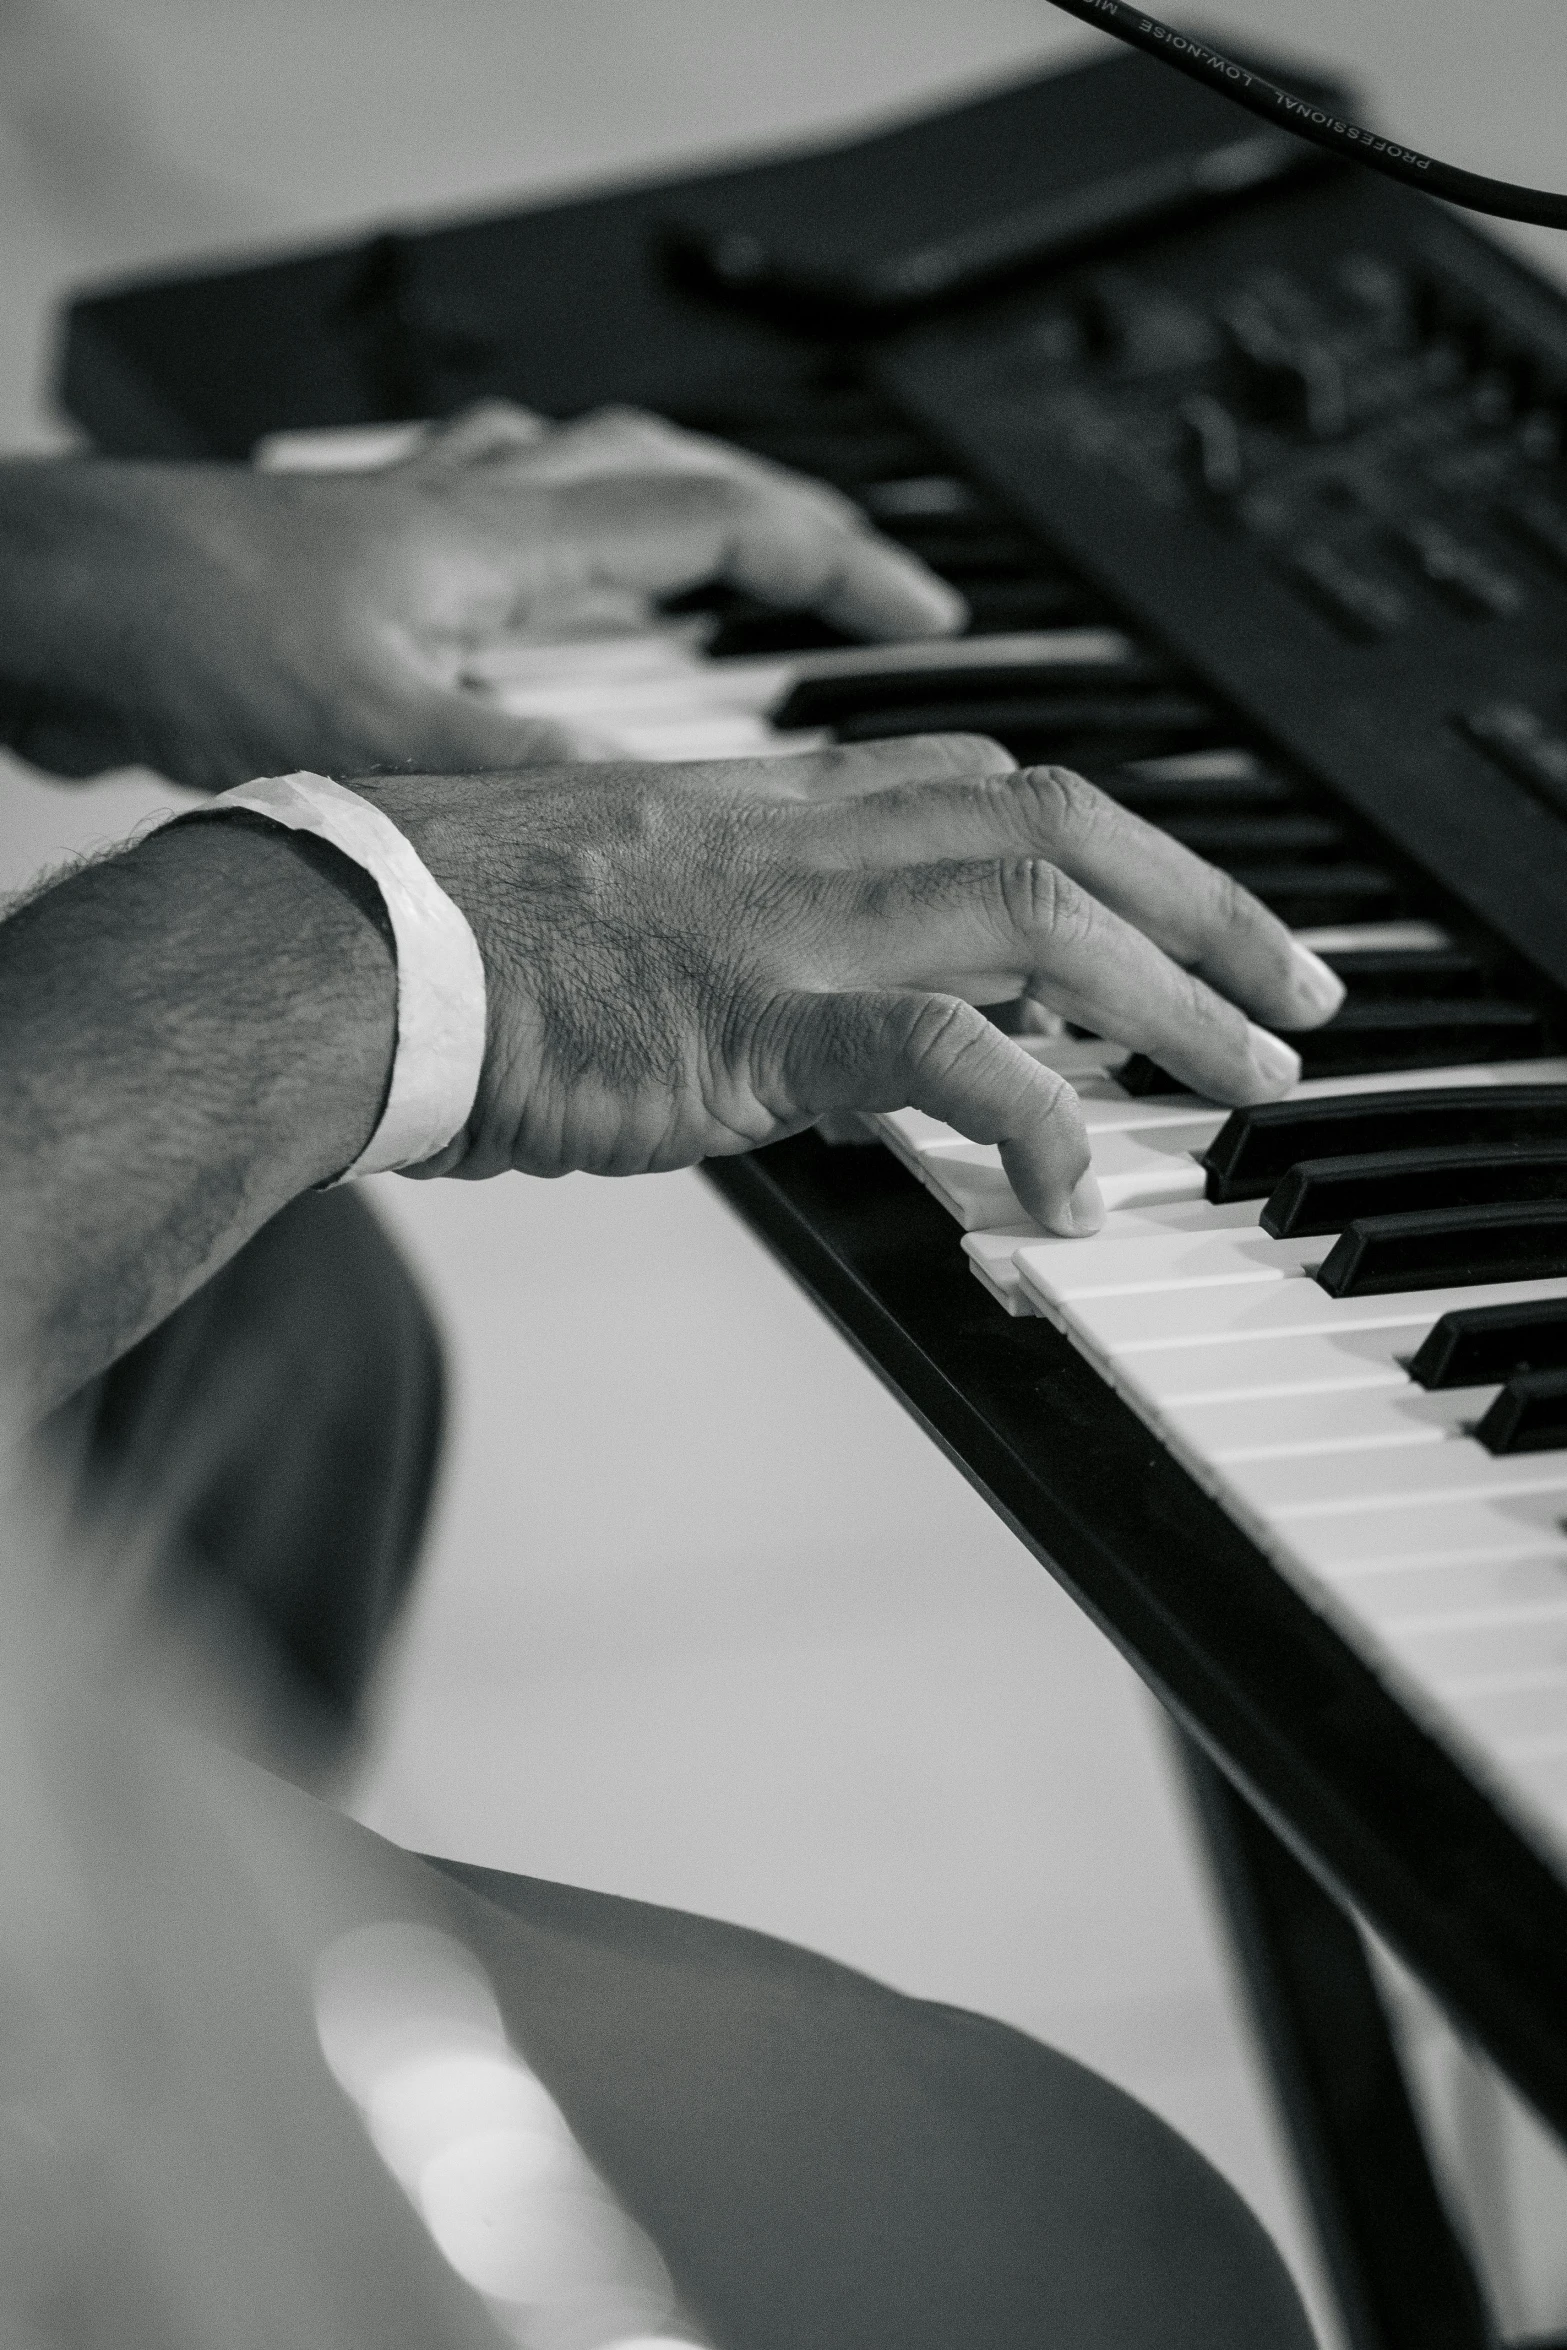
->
[925, 731, 1012, 776]
[1203, 859, 1249, 933]
[902, 990, 987, 1078]
[999, 856, 1090, 946]
[1018, 761, 1106, 842]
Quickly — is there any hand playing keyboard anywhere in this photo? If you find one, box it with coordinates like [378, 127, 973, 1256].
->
[0, 402, 962, 792]
[359, 735, 1344, 1236]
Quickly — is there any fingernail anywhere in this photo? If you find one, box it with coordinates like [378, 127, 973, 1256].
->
[922, 586, 969, 635]
[1288, 943, 1347, 1018]
[1066, 1168, 1105, 1234]
[1247, 1023, 1302, 1090]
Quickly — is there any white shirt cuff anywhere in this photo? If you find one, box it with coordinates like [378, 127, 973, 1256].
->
[206, 771, 486, 1180]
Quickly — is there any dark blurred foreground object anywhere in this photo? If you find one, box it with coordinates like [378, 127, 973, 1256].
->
[0, 1579, 1316, 2350]
[44, 1189, 443, 1782]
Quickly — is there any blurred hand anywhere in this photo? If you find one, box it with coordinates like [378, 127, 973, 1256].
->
[359, 738, 1344, 1235]
[4, 404, 961, 792]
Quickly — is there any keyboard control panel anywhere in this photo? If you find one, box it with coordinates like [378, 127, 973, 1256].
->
[880, 171, 1567, 1014]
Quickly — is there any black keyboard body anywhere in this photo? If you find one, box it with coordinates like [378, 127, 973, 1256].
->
[56, 48, 1567, 2160]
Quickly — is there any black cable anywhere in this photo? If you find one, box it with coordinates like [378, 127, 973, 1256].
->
[1040, 0, 1567, 232]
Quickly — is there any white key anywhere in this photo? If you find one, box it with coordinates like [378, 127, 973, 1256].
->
[1227, 1437, 1567, 1519]
[1116, 1325, 1420, 1407]
[879, 1116, 1215, 1231]
[1290, 921, 1451, 954]
[1281, 1491, 1567, 1574]
[608, 717, 807, 760]
[1447, 1674, 1567, 1749]
[486, 662, 788, 721]
[878, 1087, 1189, 1170]
[1089, 1125, 1214, 1209]
[916, 1146, 1026, 1231]
[1016, 1035, 1131, 1081]
[1019, 1222, 1322, 1308]
[774, 628, 1133, 682]
[256, 420, 429, 470]
[967, 1201, 1268, 1318]
[1167, 1383, 1485, 1463]
[1331, 1549, 1567, 1626]
[874, 1106, 956, 1174]
[1380, 1608, 1567, 1690]
[1279, 1056, 1567, 1104]
[1077, 1094, 1216, 1135]
[465, 628, 715, 689]
[1118, 747, 1264, 784]
[997, 1197, 1258, 1259]
[1505, 1756, 1567, 1862]
[1067, 1272, 1567, 1356]
[963, 1226, 1041, 1315]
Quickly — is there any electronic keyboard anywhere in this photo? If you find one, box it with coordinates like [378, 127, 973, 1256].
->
[61, 44, 1567, 2154]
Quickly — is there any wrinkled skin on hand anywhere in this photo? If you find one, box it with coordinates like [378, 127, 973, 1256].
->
[9, 403, 961, 792]
[357, 735, 1344, 1236]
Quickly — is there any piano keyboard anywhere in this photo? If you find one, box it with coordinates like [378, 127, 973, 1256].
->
[264, 391, 1567, 1879]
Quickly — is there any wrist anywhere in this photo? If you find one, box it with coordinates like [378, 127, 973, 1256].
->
[195, 774, 487, 1179]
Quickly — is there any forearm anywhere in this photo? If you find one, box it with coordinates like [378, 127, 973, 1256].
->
[0, 817, 396, 1426]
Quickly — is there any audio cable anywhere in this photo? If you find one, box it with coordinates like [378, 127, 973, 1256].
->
[1041, 0, 1567, 232]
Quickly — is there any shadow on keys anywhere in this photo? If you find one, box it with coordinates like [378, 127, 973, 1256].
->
[1, 1213, 1316, 2350]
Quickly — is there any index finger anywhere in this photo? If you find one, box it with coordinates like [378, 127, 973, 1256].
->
[766, 986, 1104, 1237]
[537, 408, 969, 641]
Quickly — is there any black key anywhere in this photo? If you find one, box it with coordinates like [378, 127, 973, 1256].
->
[1290, 1000, 1546, 1078]
[1157, 813, 1349, 861]
[705, 607, 863, 660]
[1099, 760, 1299, 817]
[684, 389, 897, 438]
[1222, 862, 1406, 925]
[961, 580, 1099, 629]
[1115, 1059, 1194, 1097]
[775, 658, 1159, 729]
[1316, 1202, 1567, 1298]
[880, 527, 1053, 577]
[1204, 1085, 1567, 1203]
[725, 426, 938, 483]
[1475, 1368, 1567, 1454]
[926, 550, 1064, 585]
[1261, 1144, 1567, 1239]
[1321, 947, 1491, 1001]
[830, 693, 1218, 747]
[1411, 1299, 1567, 1389]
[1122, 1003, 1546, 1101]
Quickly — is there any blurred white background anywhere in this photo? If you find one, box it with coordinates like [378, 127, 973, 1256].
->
[7, 6, 1567, 2338]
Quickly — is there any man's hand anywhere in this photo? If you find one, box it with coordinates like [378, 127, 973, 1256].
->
[361, 738, 1342, 1235]
[0, 406, 961, 792]
[0, 732, 1344, 1419]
